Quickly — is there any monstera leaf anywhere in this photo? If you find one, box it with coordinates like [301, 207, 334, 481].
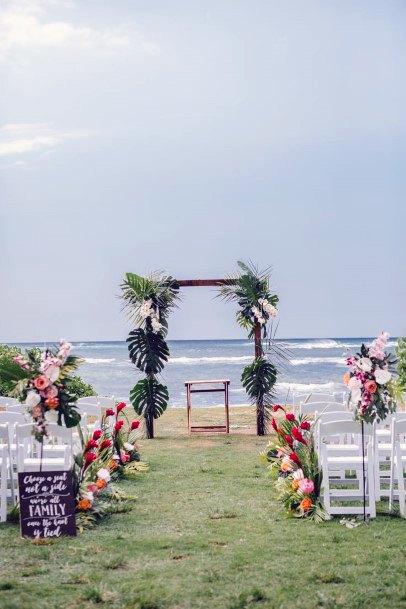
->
[241, 356, 277, 403]
[127, 328, 169, 374]
[130, 378, 169, 420]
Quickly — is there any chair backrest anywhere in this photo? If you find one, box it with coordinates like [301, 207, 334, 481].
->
[0, 412, 27, 426]
[76, 403, 102, 416]
[77, 396, 115, 409]
[315, 410, 353, 424]
[0, 423, 9, 444]
[300, 401, 346, 415]
[45, 423, 73, 445]
[0, 397, 20, 408]
[5, 403, 26, 414]
[392, 415, 406, 437]
[319, 419, 375, 440]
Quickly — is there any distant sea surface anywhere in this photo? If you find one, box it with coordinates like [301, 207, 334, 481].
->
[10, 338, 398, 407]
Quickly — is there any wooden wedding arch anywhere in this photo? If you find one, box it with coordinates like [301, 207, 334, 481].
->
[175, 278, 263, 434]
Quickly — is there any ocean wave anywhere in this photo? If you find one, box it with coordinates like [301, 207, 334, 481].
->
[287, 340, 340, 350]
[168, 356, 253, 365]
[84, 358, 116, 364]
[276, 381, 338, 392]
[290, 357, 345, 366]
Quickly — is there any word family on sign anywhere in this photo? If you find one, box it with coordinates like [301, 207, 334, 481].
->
[18, 470, 76, 538]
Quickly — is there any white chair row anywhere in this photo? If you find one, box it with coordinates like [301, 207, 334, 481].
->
[292, 392, 348, 416]
[0, 422, 75, 521]
[315, 411, 406, 518]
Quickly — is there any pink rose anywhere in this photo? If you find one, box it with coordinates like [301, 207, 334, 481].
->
[31, 405, 43, 419]
[44, 385, 58, 399]
[298, 478, 314, 494]
[364, 380, 377, 394]
[34, 376, 50, 391]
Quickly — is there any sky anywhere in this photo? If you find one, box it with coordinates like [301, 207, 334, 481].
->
[0, 0, 405, 342]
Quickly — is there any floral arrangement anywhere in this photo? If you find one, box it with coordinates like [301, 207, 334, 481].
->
[344, 332, 398, 423]
[106, 402, 143, 471]
[73, 408, 147, 529]
[0, 339, 83, 441]
[121, 271, 180, 438]
[261, 405, 329, 522]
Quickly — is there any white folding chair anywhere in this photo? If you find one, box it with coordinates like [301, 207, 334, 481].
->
[0, 412, 29, 503]
[16, 424, 71, 472]
[389, 417, 406, 515]
[76, 403, 103, 435]
[373, 413, 406, 501]
[319, 420, 376, 517]
[0, 397, 20, 409]
[5, 403, 26, 414]
[300, 401, 347, 416]
[77, 396, 115, 409]
[0, 424, 14, 518]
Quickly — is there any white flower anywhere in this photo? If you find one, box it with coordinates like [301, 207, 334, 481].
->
[97, 468, 111, 482]
[26, 390, 41, 408]
[358, 357, 372, 372]
[45, 410, 58, 423]
[44, 365, 60, 383]
[348, 376, 361, 390]
[351, 388, 362, 403]
[81, 491, 94, 503]
[293, 468, 304, 481]
[374, 369, 392, 385]
[124, 442, 134, 451]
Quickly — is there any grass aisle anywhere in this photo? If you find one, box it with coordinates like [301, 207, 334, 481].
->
[0, 408, 405, 609]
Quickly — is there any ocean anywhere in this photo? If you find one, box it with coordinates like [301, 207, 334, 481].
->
[10, 338, 398, 407]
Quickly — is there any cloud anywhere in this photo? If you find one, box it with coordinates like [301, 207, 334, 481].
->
[0, 123, 93, 158]
[0, 2, 159, 61]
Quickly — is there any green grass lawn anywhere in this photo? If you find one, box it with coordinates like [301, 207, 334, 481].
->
[0, 407, 405, 609]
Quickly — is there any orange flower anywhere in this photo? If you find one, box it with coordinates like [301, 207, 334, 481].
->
[281, 460, 293, 473]
[96, 479, 106, 490]
[77, 499, 91, 511]
[109, 459, 118, 470]
[45, 397, 59, 410]
[300, 497, 312, 511]
[343, 372, 350, 386]
[292, 479, 299, 490]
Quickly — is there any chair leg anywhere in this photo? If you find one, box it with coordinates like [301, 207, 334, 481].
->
[367, 444, 376, 518]
[396, 445, 405, 517]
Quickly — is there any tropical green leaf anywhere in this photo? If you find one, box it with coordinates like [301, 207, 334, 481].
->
[241, 357, 277, 403]
[127, 328, 169, 374]
[130, 378, 169, 419]
[0, 358, 30, 383]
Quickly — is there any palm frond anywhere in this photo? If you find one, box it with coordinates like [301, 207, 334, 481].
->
[127, 328, 169, 374]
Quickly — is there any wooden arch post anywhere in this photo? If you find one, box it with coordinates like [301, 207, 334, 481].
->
[175, 279, 263, 436]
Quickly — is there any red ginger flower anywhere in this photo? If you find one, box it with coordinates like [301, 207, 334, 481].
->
[84, 452, 98, 468]
[85, 439, 98, 451]
[93, 430, 102, 440]
[105, 409, 115, 416]
[99, 439, 112, 451]
[116, 402, 126, 413]
[300, 421, 311, 430]
[292, 426, 307, 445]
[289, 452, 301, 467]
[284, 435, 293, 447]
[273, 405, 285, 412]
[114, 420, 124, 434]
[286, 413, 296, 421]
[131, 420, 140, 430]
[271, 418, 278, 432]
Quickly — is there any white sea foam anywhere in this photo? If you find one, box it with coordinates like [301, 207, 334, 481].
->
[287, 340, 340, 350]
[276, 381, 337, 392]
[168, 356, 253, 365]
[290, 357, 345, 366]
[84, 358, 116, 364]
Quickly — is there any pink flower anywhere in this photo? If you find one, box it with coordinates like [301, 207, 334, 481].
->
[44, 385, 58, 399]
[120, 449, 130, 463]
[34, 376, 50, 390]
[364, 380, 377, 394]
[298, 478, 314, 494]
[31, 405, 43, 419]
[348, 376, 361, 390]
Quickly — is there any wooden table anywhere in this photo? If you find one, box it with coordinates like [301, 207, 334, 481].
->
[185, 379, 230, 434]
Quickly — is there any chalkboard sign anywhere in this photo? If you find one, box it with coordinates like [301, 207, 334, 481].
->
[18, 470, 77, 538]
